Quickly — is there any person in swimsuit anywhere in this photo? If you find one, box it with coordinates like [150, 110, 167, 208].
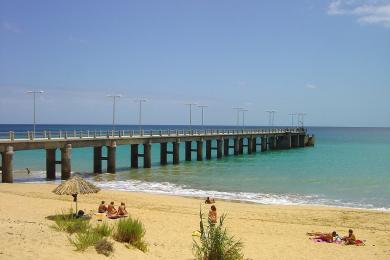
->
[117, 202, 128, 217]
[98, 201, 107, 213]
[205, 197, 215, 204]
[342, 229, 356, 245]
[208, 205, 217, 224]
[307, 231, 339, 243]
[107, 201, 119, 218]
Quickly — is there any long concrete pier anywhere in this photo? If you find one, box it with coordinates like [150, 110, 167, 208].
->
[0, 128, 315, 183]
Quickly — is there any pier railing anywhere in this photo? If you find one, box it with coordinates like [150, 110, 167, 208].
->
[0, 128, 305, 141]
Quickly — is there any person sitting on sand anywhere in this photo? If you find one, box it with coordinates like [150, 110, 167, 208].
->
[107, 201, 119, 218]
[117, 202, 128, 217]
[307, 231, 339, 243]
[342, 229, 356, 245]
[98, 201, 107, 213]
[208, 205, 217, 224]
[205, 197, 215, 204]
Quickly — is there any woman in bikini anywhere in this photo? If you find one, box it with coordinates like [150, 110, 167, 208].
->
[107, 201, 119, 219]
[117, 202, 128, 217]
[208, 205, 217, 224]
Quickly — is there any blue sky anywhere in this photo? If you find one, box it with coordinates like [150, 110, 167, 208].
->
[0, 0, 389, 126]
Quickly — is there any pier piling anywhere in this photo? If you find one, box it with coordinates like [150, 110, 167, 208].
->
[131, 144, 139, 168]
[160, 142, 168, 165]
[234, 138, 239, 155]
[46, 148, 56, 180]
[144, 143, 151, 168]
[61, 144, 72, 180]
[185, 141, 192, 161]
[93, 146, 102, 173]
[206, 140, 212, 160]
[261, 137, 267, 152]
[239, 138, 244, 154]
[107, 141, 116, 173]
[173, 142, 180, 164]
[223, 139, 229, 156]
[248, 137, 253, 154]
[197, 141, 203, 161]
[252, 138, 257, 153]
[217, 139, 223, 159]
[1, 146, 14, 183]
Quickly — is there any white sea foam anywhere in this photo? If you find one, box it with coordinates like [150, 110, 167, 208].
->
[93, 179, 390, 212]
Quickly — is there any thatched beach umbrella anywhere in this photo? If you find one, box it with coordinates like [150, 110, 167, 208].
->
[52, 176, 100, 214]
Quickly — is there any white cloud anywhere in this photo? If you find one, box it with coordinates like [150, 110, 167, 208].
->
[1, 21, 21, 33]
[306, 83, 318, 89]
[327, 0, 390, 28]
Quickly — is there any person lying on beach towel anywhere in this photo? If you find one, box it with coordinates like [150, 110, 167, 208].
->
[205, 197, 215, 204]
[98, 201, 107, 213]
[307, 231, 340, 243]
[342, 229, 358, 245]
[117, 202, 128, 217]
[107, 201, 120, 219]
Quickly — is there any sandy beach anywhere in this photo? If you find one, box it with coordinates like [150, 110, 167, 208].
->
[0, 183, 389, 260]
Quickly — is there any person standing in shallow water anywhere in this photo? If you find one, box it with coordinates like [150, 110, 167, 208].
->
[208, 205, 217, 224]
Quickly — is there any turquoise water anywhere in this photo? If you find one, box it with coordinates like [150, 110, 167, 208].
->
[2, 125, 390, 210]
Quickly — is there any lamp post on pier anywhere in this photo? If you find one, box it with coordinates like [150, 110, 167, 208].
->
[241, 109, 248, 127]
[232, 107, 243, 127]
[185, 103, 197, 129]
[27, 90, 44, 138]
[265, 110, 276, 127]
[197, 105, 208, 127]
[107, 94, 122, 131]
[297, 113, 307, 128]
[135, 98, 147, 130]
[288, 113, 297, 128]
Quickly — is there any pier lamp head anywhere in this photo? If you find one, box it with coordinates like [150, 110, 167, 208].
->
[107, 94, 122, 98]
[185, 102, 198, 105]
[27, 90, 45, 94]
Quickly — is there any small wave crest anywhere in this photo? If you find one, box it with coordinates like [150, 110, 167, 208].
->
[93, 179, 390, 211]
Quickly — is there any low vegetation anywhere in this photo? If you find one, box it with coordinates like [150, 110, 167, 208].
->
[49, 210, 147, 256]
[51, 210, 90, 234]
[95, 239, 114, 256]
[92, 222, 112, 237]
[70, 229, 103, 251]
[193, 209, 244, 260]
[113, 217, 148, 252]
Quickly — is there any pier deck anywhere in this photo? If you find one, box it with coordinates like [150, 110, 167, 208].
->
[0, 128, 315, 183]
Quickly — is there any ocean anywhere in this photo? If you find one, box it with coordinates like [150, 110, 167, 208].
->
[1, 124, 389, 211]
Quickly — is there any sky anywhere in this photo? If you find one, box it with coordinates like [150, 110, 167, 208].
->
[0, 0, 389, 127]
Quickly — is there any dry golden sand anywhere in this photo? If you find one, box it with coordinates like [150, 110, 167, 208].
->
[0, 183, 389, 260]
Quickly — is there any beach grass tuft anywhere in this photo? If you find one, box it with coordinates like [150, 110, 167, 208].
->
[70, 229, 103, 251]
[92, 222, 112, 237]
[193, 209, 244, 260]
[113, 217, 148, 252]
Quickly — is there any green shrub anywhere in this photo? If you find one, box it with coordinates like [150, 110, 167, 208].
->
[95, 238, 114, 256]
[113, 217, 148, 252]
[193, 209, 244, 260]
[51, 210, 90, 234]
[92, 222, 112, 237]
[70, 230, 103, 251]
